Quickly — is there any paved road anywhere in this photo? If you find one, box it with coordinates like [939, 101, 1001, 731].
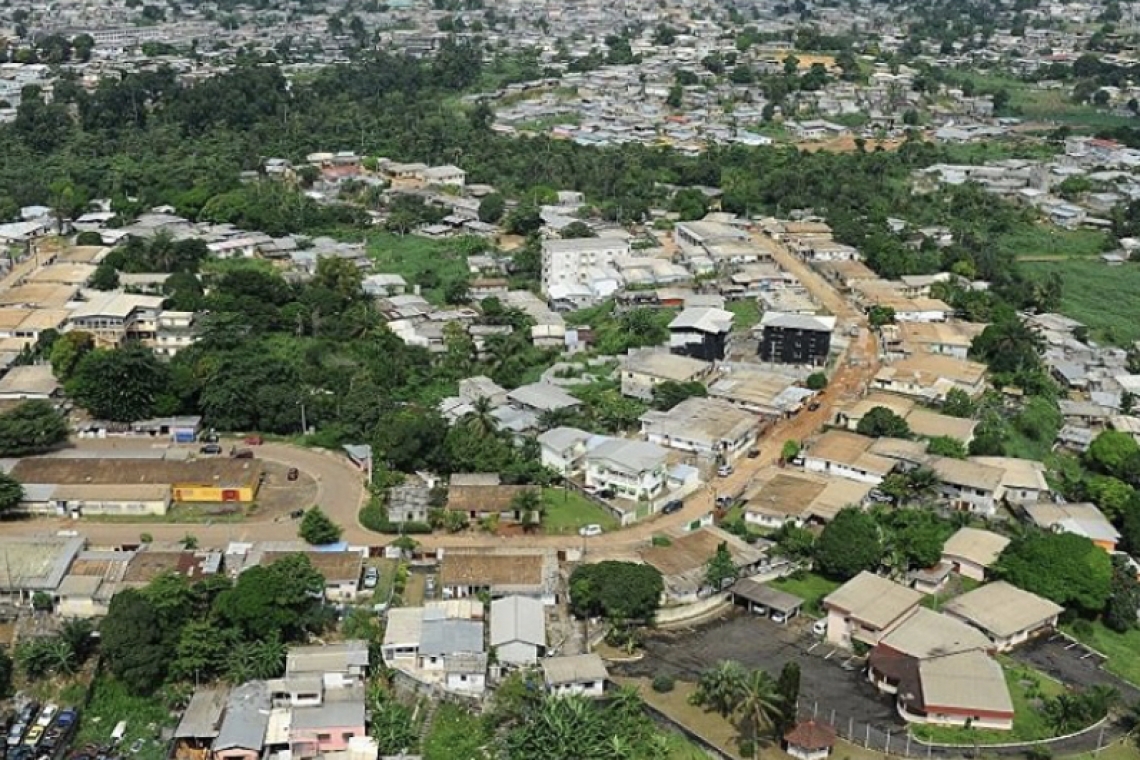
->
[10, 231, 880, 552]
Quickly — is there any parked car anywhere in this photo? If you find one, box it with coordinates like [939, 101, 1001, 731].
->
[15, 707, 36, 728]
[201, 432, 220, 444]
[289, 509, 305, 520]
[717, 464, 734, 477]
[579, 524, 604, 537]
[746, 448, 761, 459]
[53, 711, 75, 731]
[287, 467, 299, 481]
[362, 567, 379, 589]
[661, 500, 683, 515]
[812, 619, 827, 636]
[7, 724, 25, 748]
[770, 611, 788, 624]
[35, 706, 56, 728]
[598, 488, 616, 499]
[199, 444, 222, 455]
[22, 726, 42, 747]
[808, 400, 821, 411]
[230, 448, 254, 459]
[243, 435, 263, 446]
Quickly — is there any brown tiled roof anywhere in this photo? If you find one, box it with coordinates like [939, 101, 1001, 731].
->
[784, 721, 837, 750]
[447, 484, 538, 513]
[261, 551, 362, 584]
[440, 553, 544, 587]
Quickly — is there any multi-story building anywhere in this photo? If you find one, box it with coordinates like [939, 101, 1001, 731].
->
[540, 237, 631, 296]
[757, 312, 836, 365]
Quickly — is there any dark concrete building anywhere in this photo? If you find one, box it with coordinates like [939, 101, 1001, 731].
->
[758, 312, 836, 365]
[668, 307, 734, 362]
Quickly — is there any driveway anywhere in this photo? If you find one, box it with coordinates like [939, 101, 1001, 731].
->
[1012, 633, 1140, 702]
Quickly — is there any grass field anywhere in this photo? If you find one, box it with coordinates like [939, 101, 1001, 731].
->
[1064, 620, 1140, 686]
[1024, 259, 1140, 345]
[75, 677, 177, 760]
[727, 300, 762, 331]
[769, 571, 841, 616]
[911, 660, 1064, 744]
[997, 225, 1112, 261]
[422, 703, 490, 760]
[365, 232, 470, 304]
[951, 71, 1135, 131]
[541, 487, 620, 534]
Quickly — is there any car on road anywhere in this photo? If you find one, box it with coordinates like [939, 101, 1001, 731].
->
[808, 401, 821, 411]
[290, 509, 305, 520]
[231, 448, 254, 459]
[579, 524, 604, 537]
[287, 467, 299, 481]
[363, 567, 379, 589]
[747, 448, 761, 459]
[661, 500, 683, 515]
[812, 619, 827, 636]
[199, 444, 222, 455]
[717, 464, 734, 477]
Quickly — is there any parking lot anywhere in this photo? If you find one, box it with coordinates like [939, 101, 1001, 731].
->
[1012, 633, 1140, 702]
[615, 609, 902, 732]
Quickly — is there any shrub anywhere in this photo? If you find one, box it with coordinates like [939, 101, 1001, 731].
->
[651, 535, 672, 547]
[75, 231, 103, 246]
[652, 674, 675, 693]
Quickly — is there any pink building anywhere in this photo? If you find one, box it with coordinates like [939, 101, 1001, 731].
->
[289, 703, 367, 758]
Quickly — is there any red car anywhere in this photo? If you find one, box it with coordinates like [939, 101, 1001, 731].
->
[244, 435, 263, 446]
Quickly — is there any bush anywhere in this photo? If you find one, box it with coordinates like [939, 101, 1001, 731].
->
[806, 372, 828, 391]
[651, 674, 675, 693]
[75, 231, 103, 246]
[651, 535, 672, 547]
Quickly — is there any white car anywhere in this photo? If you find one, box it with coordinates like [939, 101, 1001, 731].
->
[578, 524, 603, 537]
[812, 619, 827, 636]
[717, 464, 734, 477]
[770, 611, 788, 624]
[362, 567, 379, 589]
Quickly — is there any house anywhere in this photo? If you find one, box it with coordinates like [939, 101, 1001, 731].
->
[258, 550, 365, 602]
[895, 321, 985, 361]
[899, 650, 1014, 730]
[386, 477, 433, 524]
[285, 640, 369, 687]
[446, 476, 540, 523]
[867, 607, 994, 697]
[212, 681, 270, 760]
[941, 528, 1010, 582]
[822, 572, 923, 647]
[173, 687, 229, 760]
[707, 368, 810, 417]
[439, 551, 558, 604]
[668, 307, 734, 361]
[422, 165, 466, 187]
[1022, 501, 1120, 551]
[640, 527, 771, 602]
[943, 582, 1064, 652]
[0, 534, 85, 606]
[0, 364, 60, 400]
[540, 237, 631, 296]
[507, 383, 582, 415]
[925, 457, 1006, 515]
[620, 350, 712, 400]
[584, 438, 670, 500]
[972, 457, 1050, 505]
[784, 721, 837, 760]
[801, 431, 897, 485]
[289, 702, 367, 758]
[489, 595, 546, 667]
[872, 355, 987, 402]
[757, 313, 836, 365]
[742, 470, 873, 529]
[66, 291, 166, 347]
[542, 654, 608, 698]
[639, 397, 759, 462]
[537, 427, 594, 474]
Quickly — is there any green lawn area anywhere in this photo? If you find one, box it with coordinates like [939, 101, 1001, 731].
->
[365, 232, 470, 304]
[997, 225, 1111, 260]
[727, 300, 762, 331]
[541, 487, 620, 534]
[422, 703, 491, 760]
[912, 660, 1064, 744]
[1024, 259, 1140, 346]
[1064, 620, 1140, 686]
[950, 71, 1135, 131]
[769, 571, 841, 616]
[75, 677, 177, 760]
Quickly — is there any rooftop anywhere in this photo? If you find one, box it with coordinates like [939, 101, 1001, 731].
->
[542, 653, 608, 686]
[0, 535, 85, 592]
[640, 397, 757, 445]
[622, 350, 711, 382]
[944, 582, 1064, 638]
[490, 595, 546, 648]
[0, 364, 60, 396]
[668, 306, 734, 334]
[447, 484, 539, 514]
[941, 527, 1010, 568]
[876, 607, 992, 660]
[824, 572, 923, 630]
[10, 457, 262, 489]
[806, 431, 896, 476]
[915, 650, 1013, 716]
[440, 552, 546, 589]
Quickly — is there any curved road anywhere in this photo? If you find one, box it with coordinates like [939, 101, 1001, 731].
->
[10, 234, 880, 552]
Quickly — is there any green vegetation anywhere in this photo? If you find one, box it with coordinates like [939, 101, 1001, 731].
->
[516, 112, 581, 132]
[997, 225, 1113, 261]
[1065, 620, 1140, 686]
[540, 487, 619, 534]
[1025, 260, 1140, 345]
[422, 704, 491, 760]
[75, 677, 178, 760]
[726, 299, 762, 330]
[365, 232, 473, 304]
[769, 571, 841, 616]
[911, 662, 1065, 744]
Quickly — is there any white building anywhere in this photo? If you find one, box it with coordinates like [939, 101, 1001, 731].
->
[540, 237, 631, 297]
[542, 654, 608, 698]
[584, 439, 669, 500]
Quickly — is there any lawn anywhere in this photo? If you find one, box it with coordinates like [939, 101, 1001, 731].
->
[541, 487, 619, 534]
[997, 225, 1111, 261]
[950, 71, 1136, 131]
[365, 232, 471, 304]
[1024, 259, 1140, 346]
[422, 703, 490, 760]
[769, 571, 841, 616]
[911, 660, 1063, 744]
[617, 676, 745, 759]
[727, 300, 762, 331]
[75, 676, 178, 760]
[1064, 620, 1140, 686]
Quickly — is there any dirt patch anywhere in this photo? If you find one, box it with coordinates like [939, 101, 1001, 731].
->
[250, 461, 319, 520]
[618, 676, 745, 759]
[796, 137, 904, 154]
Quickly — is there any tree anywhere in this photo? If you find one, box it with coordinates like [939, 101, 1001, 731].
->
[0, 401, 68, 456]
[299, 506, 343, 545]
[805, 372, 828, 391]
[926, 435, 967, 458]
[941, 388, 975, 418]
[91, 262, 120, 290]
[868, 305, 895, 328]
[511, 488, 543, 528]
[172, 620, 235, 682]
[100, 589, 169, 693]
[781, 440, 801, 462]
[705, 542, 738, 590]
[856, 406, 911, 438]
[0, 649, 11, 699]
[666, 84, 684, 109]
[692, 660, 747, 718]
[504, 201, 542, 235]
[478, 193, 506, 223]
[560, 221, 596, 239]
[775, 662, 801, 735]
[671, 188, 709, 221]
[0, 473, 23, 515]
[1105, 554, 1140, 633]
[49, 330, 94, 381]
[738, 669, 784, 753]
[213, 554, 326, 642]
[569, 561, 664, 622]
[651, 380, 707, 411]
[815, 507, 883, 580]
[1087, 431, 1140, 479]
[995, 531, 1113, 615]
[68, 344, 169, 422]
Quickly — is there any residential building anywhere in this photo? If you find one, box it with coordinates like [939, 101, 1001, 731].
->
[584, 438, 670, 500]
[640, 527, 771, 603]
[537, 426, 594, 475]
[972, 457, 1050, 506]
[542, 654, 608, 698]
[873, 355, 987, 402]
[899, 650, 1014, 730]
[1022, 501, 1120, 551]
[212, 681, 270, 760]
[639, 397, 759, 462]
[801, 431, 897, 485]
[757, 312, 836, 365]
[439, 551, 558, 604]
[422, 165, 466, 187]
[446, 477, 541, 524]
[619, 350, 712, 400]
[926, 456, 1006, 516]
[153, 311, 198, 357]
[943, 582, 1064, 652]
[822, 572, 923, 647]
[0, 534, 84, 606]
[941, 528, 1010, 582]
[867, 607, 994, 697]
[743, 470, 872, 529]
[489, 595, 546, 667]
[284, 641, 369, 687]
[66, 291, 165, 347]
[540, 237, 631, 297]
[0, 364, 60, 400]
[507, 382, 582, 415]
[668, 307, 734, 361]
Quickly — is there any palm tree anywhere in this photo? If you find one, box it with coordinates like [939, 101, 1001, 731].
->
[692, 660, 747, 718]
[737, 669, 784, 758]
[462, 396, 498, 438]
[43, 636, 78, 676]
